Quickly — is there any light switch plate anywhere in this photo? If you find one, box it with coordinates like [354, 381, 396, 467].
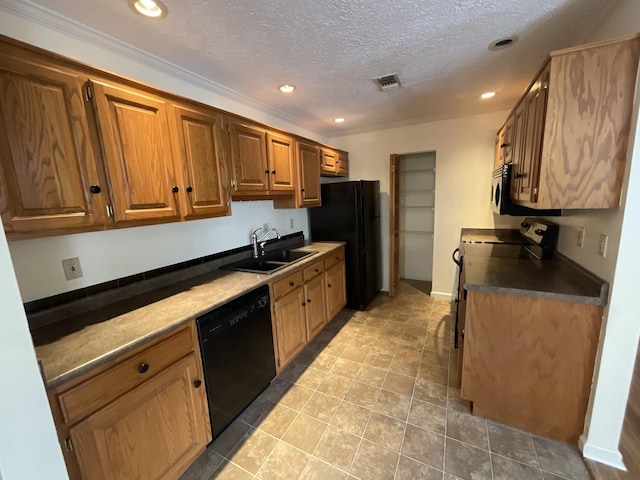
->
[62, 257, 83, 280]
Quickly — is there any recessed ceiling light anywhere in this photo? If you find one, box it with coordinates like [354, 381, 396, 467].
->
[128, 0, 167, 19]
[334, 117, 345, 123]
[278, 84, 296, 93]
[481, 92, 496, 99]
[488, 36, 519, 51]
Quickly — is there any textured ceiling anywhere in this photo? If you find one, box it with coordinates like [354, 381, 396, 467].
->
[20, 0, 623, 136]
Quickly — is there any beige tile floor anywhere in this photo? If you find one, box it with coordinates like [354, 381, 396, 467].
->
[181, 281, 592, 480]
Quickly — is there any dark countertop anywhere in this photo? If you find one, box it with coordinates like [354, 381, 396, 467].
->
[35, 242, 344, 389]
[461, 244, 608, 305]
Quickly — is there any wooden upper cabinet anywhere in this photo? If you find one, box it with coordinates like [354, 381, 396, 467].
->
[274, 140, 321, 209]
[336, 151, 349, 177]
[227, 119, 269, 195]
[0, 48, 107, 236]
[266, 132, 295, 192]
[503, 34, 640, 209]
[320, 148, 337, 175]
[170, 103, 229, 219]
[89, 80, 180, 223]
[509, 103, 526, 200]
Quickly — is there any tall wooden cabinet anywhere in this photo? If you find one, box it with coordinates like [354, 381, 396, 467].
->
[273, 140, 322, 209]
[0, 45, 107, 235]
[170, 103, 229, 219]
[90, 81, 181, 223]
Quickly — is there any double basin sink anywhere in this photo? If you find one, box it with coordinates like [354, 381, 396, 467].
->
[222, 249, 318, 274]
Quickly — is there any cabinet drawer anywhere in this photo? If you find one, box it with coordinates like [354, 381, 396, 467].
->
[324, 248, 345, 269]
[303, 259, 324, 282]
[272, 271, 303, 299]
[57, 324, 194, 425]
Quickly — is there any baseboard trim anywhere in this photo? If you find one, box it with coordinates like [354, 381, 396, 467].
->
[582, 441, 627, 471]
[430, 291, 453, 301]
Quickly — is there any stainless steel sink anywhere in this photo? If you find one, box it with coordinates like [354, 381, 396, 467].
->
[222, 249, 318, 274]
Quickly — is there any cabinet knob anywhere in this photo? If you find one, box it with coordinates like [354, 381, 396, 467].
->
[289, 280, 295, 287]
[307, 298, 311, 303]
[514, 172, 524, 179]
[172, 186, 179, 193]
[271, 170, 276, 174]
[302, 302, 306, 306]
[521, 222, 530, 228]
[89, 185, 101, 194]
[314, 268, 319, 273]
[534, 228, 545, 235]
[186, 186, 193, 193]
[500, 143, 509, 148]
[265, 169, 270, 174]
[138, 363, 149, 374]
[194, 379, 202, 388]
[301, 188, 305, 193]
[328, 284, 332, 288]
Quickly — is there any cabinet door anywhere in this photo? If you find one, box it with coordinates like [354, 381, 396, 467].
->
[501, 118, 514, 165]
[171, 104, 229, 219]
[273, 287, 307, 369]
[321, 149, 337, 175]
[304, 274, 327, 341]
[298, 141, 321, 207]
[266, 132, 295, 192]
[517, 66, 549, 203]
[336, 151, 349, 176]
[70, 354, 209, 480]
[509, 104, 526, 199]
[90, 81, 180, 223]
[326, 261, 346, 320]
[0, 51, 107, 235]
[228, 120, 268, 194]
[494, 130, 505, 169]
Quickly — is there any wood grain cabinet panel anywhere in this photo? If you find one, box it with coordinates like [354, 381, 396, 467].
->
[500, 34, 640, 210]
[0, 48, 107, 235]
[70, 354, 208, 480]
[171, 103, 229, 219]
[460, 290, 603, 443]
[266, 132, 295, 192]
[273, 140, 321, 209]
[90, 80, 180, 223]
[228, 119, 269, 195]
[325, 260, 346, 320]
[304, 273, 327, 341]
[273, 286, 307, 370]
[336, 151, 349, 177]
[320, 148, 337, 176]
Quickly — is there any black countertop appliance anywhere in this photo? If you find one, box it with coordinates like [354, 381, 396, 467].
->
[309, 180, 381, 310]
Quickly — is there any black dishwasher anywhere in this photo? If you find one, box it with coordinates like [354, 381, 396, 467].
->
[196, 284, 275, 439]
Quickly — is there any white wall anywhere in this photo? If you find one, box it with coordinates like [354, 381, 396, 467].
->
[573, 0, 640, 468]
[330, 110, 523, 298]
[10, 201, 309, 302]
[0, 226, 68, 480]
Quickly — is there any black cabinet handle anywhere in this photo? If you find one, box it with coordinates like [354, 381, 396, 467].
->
[301, 188, 305, 192]
[521, 222, 530, 228]
[314, 268, 319, 273]
[328, 284, 332, 288]
[289, 280, 295, 287]
[534, 228, 545, 235]
[186, 186, 193, 193]
[307, 298, 312, 303]
[89, 185, 101, 194]
[265, 169, 270, 174]
[500, 143, 509, 148]
[172, 186, 179, 193]
[194, 379, 202, 388]
[514, 173, 523, 179]
[138, 363, 149, 374]
[302, 302, 306, 306]
[271, 170, 276, 174]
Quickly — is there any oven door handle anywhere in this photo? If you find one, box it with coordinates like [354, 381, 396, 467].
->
[452, 247, 462, 268]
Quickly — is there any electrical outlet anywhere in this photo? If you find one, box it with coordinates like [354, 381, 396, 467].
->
[289, 218, 294, 229]
[263, 223, 269, 231]
[577, 226, 585, 247]
[62, 257, 83, 280]
[599, 234, 608, 258]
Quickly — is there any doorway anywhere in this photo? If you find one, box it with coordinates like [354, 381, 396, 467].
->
[389, 152, 436, 297]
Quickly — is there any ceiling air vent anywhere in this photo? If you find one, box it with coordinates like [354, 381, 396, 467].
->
[374, 73, 401, 91]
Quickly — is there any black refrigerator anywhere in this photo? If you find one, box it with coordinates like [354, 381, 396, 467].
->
[309, 180, 381, 310]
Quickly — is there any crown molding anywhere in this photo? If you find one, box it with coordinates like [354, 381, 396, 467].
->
[0, 0, 323, 137]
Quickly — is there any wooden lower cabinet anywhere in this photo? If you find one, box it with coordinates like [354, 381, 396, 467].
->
[270, 247, 345, 371]
[460, 290, 603, 443]
[70, 354, 208, 480]
[325, 261, 346, 320]
[304, 273, 327, 341]
[48, 322, 211, 480]
[273, 284, 307, 370]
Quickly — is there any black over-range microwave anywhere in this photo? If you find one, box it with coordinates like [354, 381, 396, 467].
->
[491, 164, 561, 216]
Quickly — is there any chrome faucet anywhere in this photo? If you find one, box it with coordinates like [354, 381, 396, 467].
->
[252, 227, 280, 258]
